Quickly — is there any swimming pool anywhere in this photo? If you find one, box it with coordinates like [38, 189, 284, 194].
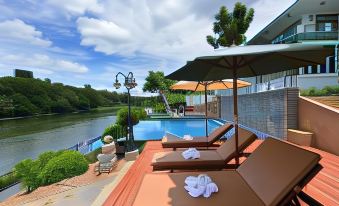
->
[133, 119, 223, 140]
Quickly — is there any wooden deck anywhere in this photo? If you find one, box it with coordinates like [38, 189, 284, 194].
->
[103, 140, 339, 206]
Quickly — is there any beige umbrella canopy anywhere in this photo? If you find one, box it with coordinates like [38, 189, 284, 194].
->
[170, 79, 251, 136]
[170, 79, 251, 91]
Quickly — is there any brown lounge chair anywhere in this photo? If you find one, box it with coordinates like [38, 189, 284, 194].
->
[152, 128, 257, 171]
[162, 123, 233, 150]
[133, 138, 322, 206]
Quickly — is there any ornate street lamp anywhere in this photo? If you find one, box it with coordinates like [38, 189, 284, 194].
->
[113, 72, 137, 152]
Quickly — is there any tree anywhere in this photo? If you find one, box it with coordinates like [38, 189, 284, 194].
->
[206, 2, 254, 48]
[143, 71, 176, 93]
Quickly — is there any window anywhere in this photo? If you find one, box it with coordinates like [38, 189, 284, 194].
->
[316, 15, 338, 31]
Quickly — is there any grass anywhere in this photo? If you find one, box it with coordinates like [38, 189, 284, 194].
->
[300, 85, 339, 96]
[135, 141, 147, 153]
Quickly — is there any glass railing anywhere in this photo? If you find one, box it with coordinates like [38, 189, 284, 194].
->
[274, 31, 338, 44]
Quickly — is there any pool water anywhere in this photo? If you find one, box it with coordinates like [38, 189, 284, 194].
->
[133, 119, 222, 140]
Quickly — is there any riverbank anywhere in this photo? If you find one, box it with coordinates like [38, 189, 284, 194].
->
[0, 160, 129, 206]
[0, 105, 126, 122]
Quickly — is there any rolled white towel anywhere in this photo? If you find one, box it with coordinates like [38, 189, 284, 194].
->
[184, 174, 212, 198]
[184, 176, 198, 187]
[191, 150, 200, 159]
[182, 148, 199, 159]
[183, 134, 193, 140]
[203, 182, 219, 198]
[184, 174, 211, 187]
[185, 185, 206, 197]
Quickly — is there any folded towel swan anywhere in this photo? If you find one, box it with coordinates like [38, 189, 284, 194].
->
[182, 148, 200, 159]
[184, 174, 218, 198]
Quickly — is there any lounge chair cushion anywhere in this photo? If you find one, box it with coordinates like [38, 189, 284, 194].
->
[152, 150, 224, 168]
[161, 123, 233, 148]
[102, 142, 116, 154]
[237, 138, 320, 206]
[97, 153, 115, 163]
[153, 129, 257, 170]
[216, 128, 257, 162]
[132, 171, 264, 206]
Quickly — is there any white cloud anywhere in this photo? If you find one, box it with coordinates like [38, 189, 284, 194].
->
[0, 19, 52, 47]
[77, 17, 132, 55]
[47, 0, 103, 16]
[0, 53, 89, 73]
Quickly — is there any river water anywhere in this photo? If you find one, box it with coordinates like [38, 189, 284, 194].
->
[0, 110, 117, 175]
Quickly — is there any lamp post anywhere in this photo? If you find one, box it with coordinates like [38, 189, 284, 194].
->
[113, 72, 137, 152]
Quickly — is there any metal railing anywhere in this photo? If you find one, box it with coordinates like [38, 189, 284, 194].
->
[67, 135, 102, 154]
[0, 171, 20, 192]
[275, 31, 338, 44]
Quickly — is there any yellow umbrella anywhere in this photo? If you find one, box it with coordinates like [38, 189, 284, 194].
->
[170, 79, 251, 136]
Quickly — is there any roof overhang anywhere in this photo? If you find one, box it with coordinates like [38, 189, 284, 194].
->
[248, 0, 339, 45]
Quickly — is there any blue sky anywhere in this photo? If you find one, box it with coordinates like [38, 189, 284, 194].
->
[0, 0, 294, 95]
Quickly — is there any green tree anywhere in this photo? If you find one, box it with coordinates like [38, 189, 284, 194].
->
[14, 159, 40, 192]
[206, 3, 254, 48]
[143, 71, 176, 93]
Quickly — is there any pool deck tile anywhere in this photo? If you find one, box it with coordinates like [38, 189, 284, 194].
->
[103, 140, 339, 206]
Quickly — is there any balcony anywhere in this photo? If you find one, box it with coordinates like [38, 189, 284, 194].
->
[273, 31, 338, 44]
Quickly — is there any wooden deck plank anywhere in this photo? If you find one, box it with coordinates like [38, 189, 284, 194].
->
[103, 140, 339, 206]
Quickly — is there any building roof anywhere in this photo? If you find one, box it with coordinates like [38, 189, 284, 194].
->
[247, 0, 339, 45]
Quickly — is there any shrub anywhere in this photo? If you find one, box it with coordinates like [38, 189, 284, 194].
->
[102, 124, 127, 141]
[39, 150, 88, 185]
[300, 85, 339, 96]
[14, 159, 40, 192]
[116, 107, 147, 127]
[84, 148, 102, 163]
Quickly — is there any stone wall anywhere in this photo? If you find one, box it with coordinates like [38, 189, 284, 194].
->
[220, 88, 299, 138]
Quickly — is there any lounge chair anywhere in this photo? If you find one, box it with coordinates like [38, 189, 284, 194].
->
[153, 128, 257, 171]
[161, 123, 233, 150]
[133, 138, 322, 206]
[95, 142, 118, 174]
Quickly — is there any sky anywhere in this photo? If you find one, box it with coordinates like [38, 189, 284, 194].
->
[0, 0, 295, 95]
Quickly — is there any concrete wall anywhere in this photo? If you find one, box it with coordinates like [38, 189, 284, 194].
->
[297, 73, 338, 89]
[298, 96, 339, 155]
[220, 88, 299, 139]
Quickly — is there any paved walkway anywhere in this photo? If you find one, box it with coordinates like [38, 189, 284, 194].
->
[21, 161, 135, 206]
[103, 140, 339, 206]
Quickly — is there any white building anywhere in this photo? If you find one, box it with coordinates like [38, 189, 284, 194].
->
[217, 0, 339, 96]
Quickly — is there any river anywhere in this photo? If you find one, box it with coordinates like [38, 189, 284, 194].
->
[0, 109, 118, 176]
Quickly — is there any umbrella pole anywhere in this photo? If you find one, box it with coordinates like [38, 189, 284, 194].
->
[233, 63, 239, 166]
[205, 84, 208, 137]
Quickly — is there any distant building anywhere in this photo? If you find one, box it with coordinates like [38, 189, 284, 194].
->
[14, 69, 34, 78]
[217, 0, 339, 96]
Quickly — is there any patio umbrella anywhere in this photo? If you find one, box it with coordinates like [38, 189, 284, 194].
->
[170, 80, 251, 136]
[166, 43, 334, 164]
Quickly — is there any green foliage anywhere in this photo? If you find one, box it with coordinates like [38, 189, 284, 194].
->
[0, 172, 19, 191]
[300, 85, 339, 96]
[102, 124, 127, 141]
[14, 150, 88, 192]
[206, 2, 254, 48]
[116, 107, 147, 128]
[0, 77, 155, 118]
[166, 93, 186, 105]
[84, 148, 102, 163]
[14, 159, 40, 192]
[39, 151, 88, 185]
[143, 71, 176, 93]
